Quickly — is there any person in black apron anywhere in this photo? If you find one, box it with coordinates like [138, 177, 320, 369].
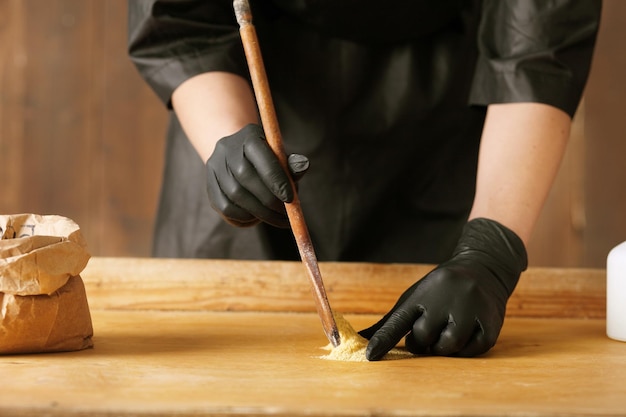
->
[128, 0, 601, 359]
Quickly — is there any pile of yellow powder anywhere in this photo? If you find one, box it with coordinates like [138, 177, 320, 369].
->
[319, 313, 415, 362]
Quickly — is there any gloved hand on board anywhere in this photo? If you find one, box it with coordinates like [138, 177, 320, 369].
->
[360, 218, 528, 360]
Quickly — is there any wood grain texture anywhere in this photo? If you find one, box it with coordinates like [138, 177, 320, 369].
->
[81, 257, 606, 318]
[0, 311, 624, 417]
[0, 258, 620, 417]
[0, 1, 166, 257]
[0, 0, 26, 215]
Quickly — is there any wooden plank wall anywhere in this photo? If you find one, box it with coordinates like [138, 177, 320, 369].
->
[0, 1, 624, 267]
[0, 0, 167, 257]
[582, 0, 626, 266]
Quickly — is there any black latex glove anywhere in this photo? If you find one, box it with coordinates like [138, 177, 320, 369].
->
[360, 218, 528, 360]
[206, 124, 309, 228]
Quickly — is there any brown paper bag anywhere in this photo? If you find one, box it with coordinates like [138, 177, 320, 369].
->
[1, 214, 94, 354]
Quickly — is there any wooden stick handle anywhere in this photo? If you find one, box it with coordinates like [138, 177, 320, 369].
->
[234, 0, 340, 347]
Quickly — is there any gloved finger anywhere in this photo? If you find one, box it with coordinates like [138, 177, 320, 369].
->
[244, 134, 294, 203]
[206, 140, 288, 228]
[454, 319, 499, 358]
[404, 330, 423, 354]
[358, 314, 390, 340]
[287, 154, 309, 182]
[208, 163, 289, 228]
[220, 171, 290, 228]
[357, 324, 379, 340]
[224, 216, 261, 228]
[404, 310, 449, 354]
[358, 281, 422, 340]
[206, 171, 260, 227]
[365, 304, 422, 361]
[228, 153, 289, 216]
[430, 314, 479, 356]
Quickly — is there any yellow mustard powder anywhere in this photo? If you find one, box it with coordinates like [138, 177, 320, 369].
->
[319, 313, 415, 362]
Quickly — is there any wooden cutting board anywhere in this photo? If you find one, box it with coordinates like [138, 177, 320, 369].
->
[1, 311, 625, 416]
[0, 257, 622, 417]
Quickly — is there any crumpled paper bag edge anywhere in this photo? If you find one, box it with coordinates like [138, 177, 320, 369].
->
[0, 214, 91, 295]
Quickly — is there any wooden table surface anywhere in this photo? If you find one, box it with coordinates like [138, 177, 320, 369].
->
[1, 257, 625, 417]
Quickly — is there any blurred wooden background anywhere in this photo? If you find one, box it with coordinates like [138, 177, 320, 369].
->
[0, 0, 624, 267]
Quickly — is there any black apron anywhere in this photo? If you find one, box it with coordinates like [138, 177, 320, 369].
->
[127, 0, 601, 263]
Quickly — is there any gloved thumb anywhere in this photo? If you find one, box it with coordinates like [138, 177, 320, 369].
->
[358, 316, 388, 340]
[365, 314, 413, 361]
[287, 154, 309, 181]
[364, 304, 419, 361]
[358, 280, 420, 340]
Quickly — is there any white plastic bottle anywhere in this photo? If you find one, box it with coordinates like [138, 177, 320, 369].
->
[607, 241, 626, 342]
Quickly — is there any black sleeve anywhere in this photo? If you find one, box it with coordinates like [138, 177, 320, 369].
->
[469, 0, 602, 117]
[127, 0, 249, 108]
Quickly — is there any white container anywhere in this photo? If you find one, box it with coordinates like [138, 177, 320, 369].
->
[607, 241, 626, 342]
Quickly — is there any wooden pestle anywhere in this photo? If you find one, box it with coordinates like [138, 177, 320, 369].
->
[233, 0, 340, 347]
